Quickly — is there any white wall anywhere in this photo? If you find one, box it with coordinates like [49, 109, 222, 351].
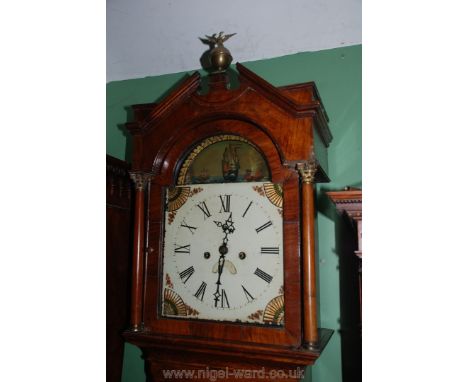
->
[107, 0, 361, 82]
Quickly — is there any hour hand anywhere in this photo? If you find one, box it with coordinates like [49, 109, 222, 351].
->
[224, 213, 235, 234]
[213, 213, 235, 234]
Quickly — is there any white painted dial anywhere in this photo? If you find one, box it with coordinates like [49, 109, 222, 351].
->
[161, 182, 284, 325]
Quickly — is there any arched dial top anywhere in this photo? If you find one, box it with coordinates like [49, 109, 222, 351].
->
[177, 134, 271, 185]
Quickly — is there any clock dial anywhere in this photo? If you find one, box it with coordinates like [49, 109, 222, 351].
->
[161, 182, 284, 325]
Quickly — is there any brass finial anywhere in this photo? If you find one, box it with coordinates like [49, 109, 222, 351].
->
[200, 32, 236, 73]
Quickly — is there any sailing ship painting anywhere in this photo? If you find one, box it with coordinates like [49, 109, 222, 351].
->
[183, 139, 270, 184]
[197, 168, 210, 182]
[222, 144, 241, 181]
[243, 168, 265, 182]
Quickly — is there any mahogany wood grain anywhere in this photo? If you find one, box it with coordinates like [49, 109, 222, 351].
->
[301, 182, 319, 348]
[106, 155, 132, 382]
[129, 172, 154, 330]
[126, 64, 332, 172]
[124, 329, 333, 381]
[141, 125, 301, 347]
[130, 187, 144, 329]
[123, 66, 333, 380]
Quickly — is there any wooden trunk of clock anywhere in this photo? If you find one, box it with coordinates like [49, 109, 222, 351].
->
[123, 65, 333, 380]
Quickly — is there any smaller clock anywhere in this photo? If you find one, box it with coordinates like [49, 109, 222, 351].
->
[161, 182, 285, 326]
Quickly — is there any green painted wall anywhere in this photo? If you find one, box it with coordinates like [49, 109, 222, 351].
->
[107, 45, 362, 382]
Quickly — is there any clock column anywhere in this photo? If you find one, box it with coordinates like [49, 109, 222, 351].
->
[296, 161, 319, 350]
[129, 171, 154, 331]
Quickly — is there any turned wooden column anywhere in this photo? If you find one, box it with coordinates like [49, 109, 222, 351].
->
[129, 171, 154, 331]
[296, 161, 319, 349]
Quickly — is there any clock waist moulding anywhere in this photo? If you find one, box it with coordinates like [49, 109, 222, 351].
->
[123, 63, 334, 381]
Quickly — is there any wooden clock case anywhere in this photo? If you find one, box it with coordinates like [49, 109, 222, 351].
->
[123, 64, 333, 380]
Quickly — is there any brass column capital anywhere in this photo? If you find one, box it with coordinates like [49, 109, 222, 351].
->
[296, 161, 318, 184]
[129, 171, 154, 191]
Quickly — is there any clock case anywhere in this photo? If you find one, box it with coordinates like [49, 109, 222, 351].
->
[124, 64, 333, 379]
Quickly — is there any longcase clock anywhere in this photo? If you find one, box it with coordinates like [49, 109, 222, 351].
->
[123, 40, 334, 381]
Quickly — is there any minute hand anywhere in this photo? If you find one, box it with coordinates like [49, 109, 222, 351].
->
[213, 242, 229, 306]
[213, 213, 235, 306]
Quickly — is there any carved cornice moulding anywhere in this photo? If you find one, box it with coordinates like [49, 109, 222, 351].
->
[327, 189, 362, 222]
